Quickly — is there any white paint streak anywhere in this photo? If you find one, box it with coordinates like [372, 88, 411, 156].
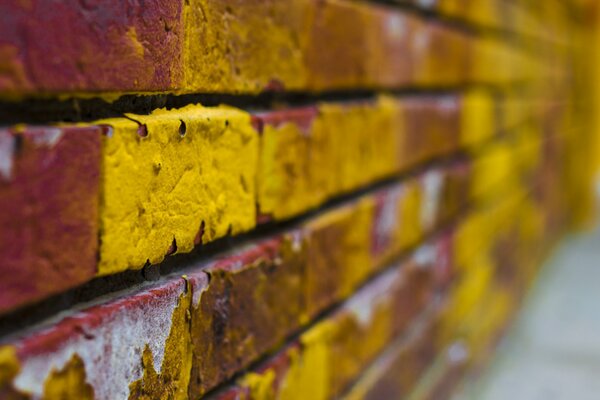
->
[417, 0, 437, 8]
[439, 97, 458, 115]
[386, 14, 406, 40]
[192, 272, 210, 307]
[0, 132, 15, 181]
[32, 128, 63, 148]
[14, 284, 182, 400]
[345, 268, 400, 327]
[413, 243, 437, 268]
[375, 187, 403, 242]
[290, 230, 303, 252]
[421, 170, 444, 230]
[447, 341, 470, 364]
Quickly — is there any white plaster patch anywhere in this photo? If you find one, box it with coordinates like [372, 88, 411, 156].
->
[417, 0, 437, 8]
[32, 128, 63, 148]
[439, 96, 458, 115]
[0, 131, 15, 181]
[375, 187, 404, 242]
[290, 230, 303, 253]
[386, 14, 406, 40]
[412, 243, 437, 268]
[345, 268, 401, 327]
[14, 283, 182, 400]
[191, 272, 210, 307]
[447, 340, 470, 364]
[421, 170, 444, 230]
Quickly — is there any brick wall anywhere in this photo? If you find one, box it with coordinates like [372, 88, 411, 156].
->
[0, 1, 596, 399]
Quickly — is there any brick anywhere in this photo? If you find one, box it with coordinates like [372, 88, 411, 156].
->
[341, 315, 447, 400]
[185, 163, 467, 395]
[257, 95, 465, 221]
[0, 0, 183, 96]
[0, 165, 465, 398]
[0, 0, 546, 98]
[256, 97, 402, 220]
[187, 236, 305, 396]
[208, 236, 451, 400]
[0, 90, 502, 314]
[0, 126, 101, 314]
[97, 105, 259, 275]
[0, 278, 191, 399]
[98, 97, 468, 275]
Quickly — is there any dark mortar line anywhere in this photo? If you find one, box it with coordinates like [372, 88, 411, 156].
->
[0, 152, 467, 339]
[0, 83, 533, 126]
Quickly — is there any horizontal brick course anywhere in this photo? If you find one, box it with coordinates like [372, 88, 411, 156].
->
[207, 235, 450, 400]
[0, 0, 555, 98]
[0, 161, 464, 398]
[0, 93, 498, 313]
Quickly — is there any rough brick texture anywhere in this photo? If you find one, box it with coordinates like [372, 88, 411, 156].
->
[0, 1, 595, 400]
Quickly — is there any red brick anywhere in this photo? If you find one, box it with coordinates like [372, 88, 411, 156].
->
[0, 126, 101, 314]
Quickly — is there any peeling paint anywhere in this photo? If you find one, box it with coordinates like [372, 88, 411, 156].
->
[12, 280, 185, 399]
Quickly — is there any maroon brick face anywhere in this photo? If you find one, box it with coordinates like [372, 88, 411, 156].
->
[0, 0, 183, 94]
[188, 234, 306, 396]
[0, 126, 101, 313]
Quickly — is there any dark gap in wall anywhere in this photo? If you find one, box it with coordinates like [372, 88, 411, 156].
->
[0, 83, 532, 126]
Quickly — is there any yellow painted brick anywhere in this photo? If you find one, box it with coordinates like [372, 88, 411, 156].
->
[98, 105, 258, 274]
[183, 0, 310, 93]
[460, 89, 496, 148]
[470, 141, 514, 203]
[279, 325, 333, 400]
[258, 96, 400, 220]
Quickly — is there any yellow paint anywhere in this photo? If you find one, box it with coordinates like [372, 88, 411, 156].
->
[97, 104, 258, 274]
[126, 27, 145, 59]
[513, 124, 542, 176]
[244, 369, 276, 400]
[470, 141, 515, 204]
[443, 255, 494, 342]
[328, 302, 393, 395]
[302, 198, 373, 319]
[0, 346, 20, 390]
[258, 96, 400, 220]
[278, 323, 332, 400]
[339, 198, 377, 297]
[240, 322, 333, 400]
[460, 90, 495, 149]
[397, 179, 424, 250]
[182, 0, 309, 93]
[42, 355, 94, 400]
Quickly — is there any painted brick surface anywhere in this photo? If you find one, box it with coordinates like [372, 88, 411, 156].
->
[0, 94, 483, 313]
[0, 126, 102, 314]
[98, 105, 259, 275]
[0, 87, 556, 314]
[0, 1, 594, 400]
[0, 0, 554, 97]
[0, 278, 191, 399]
[0, 161, 466, 399]
[207, 235, 451, 400]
